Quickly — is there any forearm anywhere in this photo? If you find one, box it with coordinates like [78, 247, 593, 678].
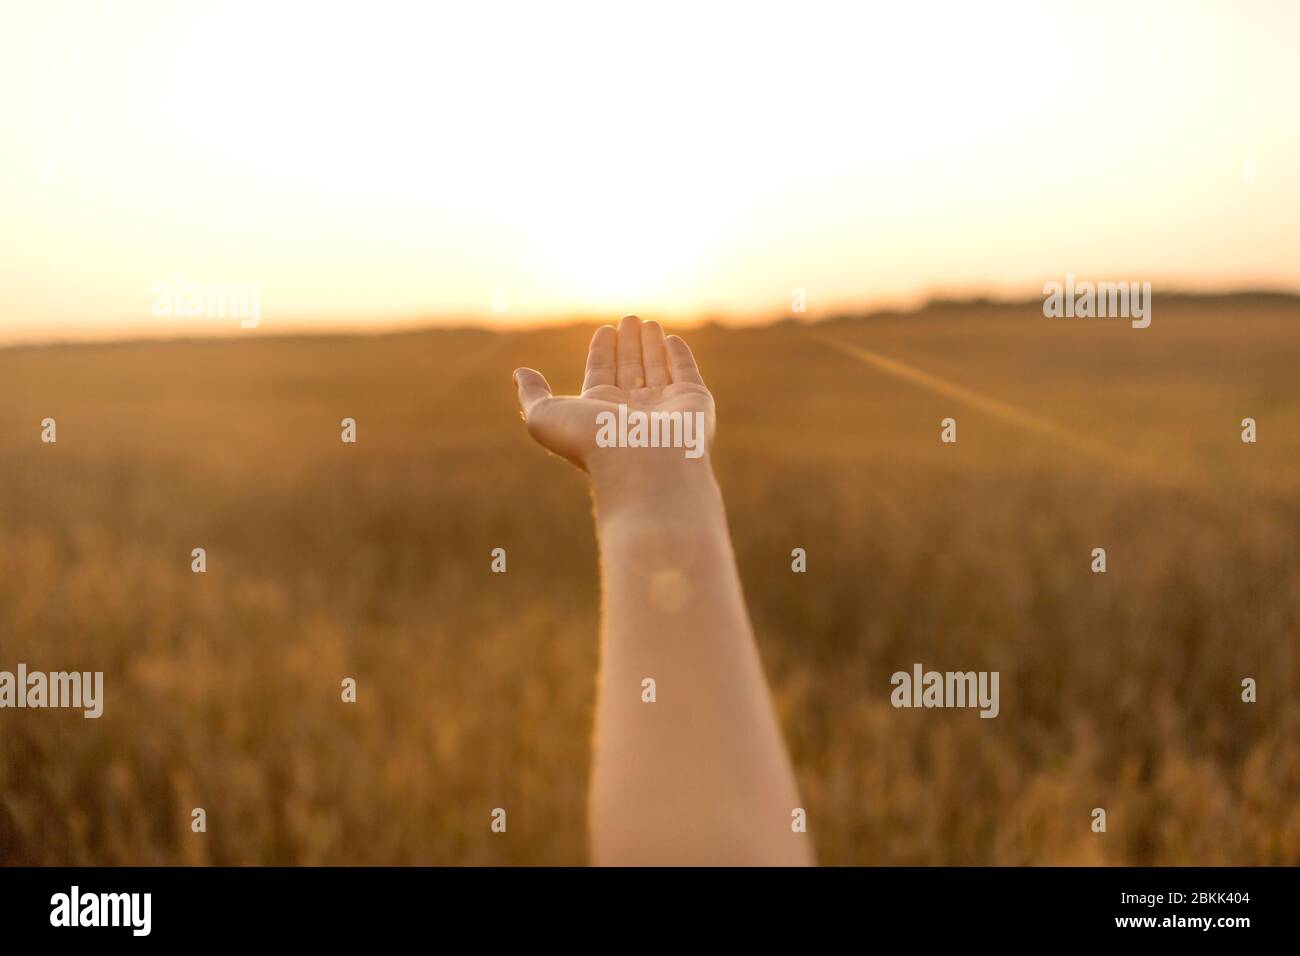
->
[586, 452, 813, 865]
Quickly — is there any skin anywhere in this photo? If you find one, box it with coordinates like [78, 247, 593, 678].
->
[513, 315, 813, 866]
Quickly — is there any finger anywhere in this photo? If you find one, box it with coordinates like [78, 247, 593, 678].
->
[665, 334, 705, 386]
[582, 325, 617, 391]
[616, 314, 644, 389]
[640, 319, 671, 387]
[513, 367, 553, 418]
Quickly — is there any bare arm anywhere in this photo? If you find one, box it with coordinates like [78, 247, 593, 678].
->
[513, 315, 812, 865]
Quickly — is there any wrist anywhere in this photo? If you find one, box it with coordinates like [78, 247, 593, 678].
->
[588, 449, 724, 531]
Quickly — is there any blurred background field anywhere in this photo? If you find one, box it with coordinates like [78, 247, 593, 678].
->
[0, 295, 1296, 865]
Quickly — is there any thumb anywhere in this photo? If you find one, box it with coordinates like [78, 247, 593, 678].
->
[513, 367, 553, 418]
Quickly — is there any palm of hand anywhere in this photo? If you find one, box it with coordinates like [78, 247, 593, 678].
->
[513, 316, 715, 470]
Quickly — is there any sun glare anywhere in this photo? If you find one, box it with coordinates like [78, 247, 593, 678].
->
[0, 0, 1298, 340]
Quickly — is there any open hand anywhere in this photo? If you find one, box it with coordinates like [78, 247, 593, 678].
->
[513, 315, 716, 471]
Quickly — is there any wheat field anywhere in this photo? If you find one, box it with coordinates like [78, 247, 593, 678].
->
[1, 295, 1296, 865]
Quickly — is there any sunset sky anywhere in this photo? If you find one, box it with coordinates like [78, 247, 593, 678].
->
[2, 0, 1298, 342]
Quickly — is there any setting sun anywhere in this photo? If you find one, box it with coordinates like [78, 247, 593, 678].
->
[2, 0, 1299, 341]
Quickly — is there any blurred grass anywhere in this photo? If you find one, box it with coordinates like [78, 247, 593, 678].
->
[0, 296, 1296, 864]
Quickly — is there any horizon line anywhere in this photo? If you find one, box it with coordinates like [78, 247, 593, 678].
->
[3, 287, 1298, 353]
